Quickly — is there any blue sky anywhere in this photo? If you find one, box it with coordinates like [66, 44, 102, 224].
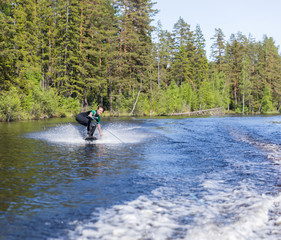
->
[152, 0, 281, 58]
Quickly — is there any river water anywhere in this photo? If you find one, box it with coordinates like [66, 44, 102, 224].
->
[1, 115, 281, 240]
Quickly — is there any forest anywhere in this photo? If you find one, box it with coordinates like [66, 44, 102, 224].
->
[1, 0, 281, 121]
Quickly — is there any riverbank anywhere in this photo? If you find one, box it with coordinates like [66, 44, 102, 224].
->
[1, 107, 280, 122]
[1, 98, 280, 123]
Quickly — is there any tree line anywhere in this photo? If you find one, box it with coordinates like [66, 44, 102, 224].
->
[0, 0, 281, 121]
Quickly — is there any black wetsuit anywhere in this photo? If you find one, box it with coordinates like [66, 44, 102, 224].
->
[75, 111, 98, 136]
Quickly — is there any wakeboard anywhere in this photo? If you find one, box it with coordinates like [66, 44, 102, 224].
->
[85, 136, 97, 141]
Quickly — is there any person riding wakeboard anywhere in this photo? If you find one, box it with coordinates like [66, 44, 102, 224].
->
[76, 105, 105, 139]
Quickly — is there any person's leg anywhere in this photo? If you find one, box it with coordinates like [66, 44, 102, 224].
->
[89, 121, 97, 136]
[87, 118, 92, 135]
[76, 112, 88, 126]
[76, 111, 93, 137]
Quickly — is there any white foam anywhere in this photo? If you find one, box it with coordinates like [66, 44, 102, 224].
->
[29, 124, 85, 144]
[28, 123, 150, 145]
[64, 191, 180, 240]
[53, 182, 281, 240]
[191, 179, 281, 240]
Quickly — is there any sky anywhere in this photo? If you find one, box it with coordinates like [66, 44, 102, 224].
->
[152, 0, 281, 58]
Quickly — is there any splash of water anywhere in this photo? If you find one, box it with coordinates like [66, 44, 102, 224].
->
[27, 123, 149, 145]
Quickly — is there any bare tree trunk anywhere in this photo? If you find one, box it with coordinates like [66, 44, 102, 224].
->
[130, 90, 141, 116]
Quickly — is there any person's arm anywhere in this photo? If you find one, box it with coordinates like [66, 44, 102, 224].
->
[97, 123, 103, 137]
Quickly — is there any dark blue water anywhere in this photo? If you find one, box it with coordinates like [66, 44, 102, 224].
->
[1, 116, 281, 240]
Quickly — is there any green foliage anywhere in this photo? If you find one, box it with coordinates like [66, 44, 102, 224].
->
[0, 87, 23, 121]
[136, 91, 167, 116]
[198, 80, 215, 109]
[261, 85, 273, 113]
[181, 82, 195, 111]
[29, 87, 81, 118]
[59, 96, 81, 117]
[1, 0, 281, 121]
[165, 81, 181, 113]
[0, 85, 81, 121]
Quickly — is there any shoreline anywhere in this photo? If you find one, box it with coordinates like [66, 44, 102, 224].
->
[0, 109, 280, 123]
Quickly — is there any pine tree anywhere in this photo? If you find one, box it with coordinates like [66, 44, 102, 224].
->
[102, 0, 120, 110]
[54, 0, 84, 98]
[11, 0, 41, 91]
[250, 41, 264, 112]
[170, 17, 196, 86]
[113, 0, 156, 112]
[194, 24, 208, 86]
[240, 56, 252, 113]
[245, 34, 258, 113]
[159, 30, 174, 88]
[0, 0, 16, 90]
[38, 0, 57, 90]
[225, 32, 246, 110]
[262, 36, 281, 110]
[211, 28, 225, 72]
[80, 0, 118, 108]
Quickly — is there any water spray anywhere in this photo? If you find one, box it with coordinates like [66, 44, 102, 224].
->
[103, 125, 140, 155]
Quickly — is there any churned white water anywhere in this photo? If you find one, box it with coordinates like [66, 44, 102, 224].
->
[28, 123, 148, 145]
[54, 181, 281, 240]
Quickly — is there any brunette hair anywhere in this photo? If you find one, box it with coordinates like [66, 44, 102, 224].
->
[97, 105, 105, 112]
